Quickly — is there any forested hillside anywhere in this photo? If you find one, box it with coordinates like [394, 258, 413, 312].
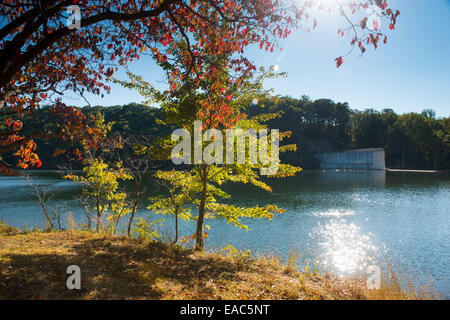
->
[1, 98, 448, 170]
[248, 96, 449, 170]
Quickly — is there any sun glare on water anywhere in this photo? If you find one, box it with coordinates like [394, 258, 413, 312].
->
[311, 218, 380, 275]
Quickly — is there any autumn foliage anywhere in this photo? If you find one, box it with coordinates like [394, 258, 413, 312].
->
[0, 0, 398, 174]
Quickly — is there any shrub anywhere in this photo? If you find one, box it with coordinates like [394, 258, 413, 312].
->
[0, 220, 19, 235]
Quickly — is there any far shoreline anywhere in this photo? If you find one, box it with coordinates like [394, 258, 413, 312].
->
[385, 168, 450, 174]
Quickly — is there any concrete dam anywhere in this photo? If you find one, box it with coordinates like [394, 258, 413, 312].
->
[317, 148, 386, 170]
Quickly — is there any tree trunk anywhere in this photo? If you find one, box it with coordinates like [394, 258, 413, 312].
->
[82, 202, 92, 232]
[96, 194, 101, 233]
[173, 205, 179, 244]
[39, 201, 53, 232]
[195, 166, 208, 251]
[113, 214, 121, 236]
[128, 181, 141, 237]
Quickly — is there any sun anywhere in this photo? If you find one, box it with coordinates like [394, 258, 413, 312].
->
[309, 0, 353, 10]
[301, 0, 341, 22]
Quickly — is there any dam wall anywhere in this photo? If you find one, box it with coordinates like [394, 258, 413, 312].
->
[317, 148, 385, 170]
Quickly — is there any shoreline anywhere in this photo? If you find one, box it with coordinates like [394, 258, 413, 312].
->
[0, 229, 437, 300]
[385, 168, 450, 174]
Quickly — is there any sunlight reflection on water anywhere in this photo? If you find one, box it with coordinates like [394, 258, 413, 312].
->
[311, 218, 379, 275]
[311, 209, 355, 218]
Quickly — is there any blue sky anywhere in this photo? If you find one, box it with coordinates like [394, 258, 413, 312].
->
[67, 0, 450, 117]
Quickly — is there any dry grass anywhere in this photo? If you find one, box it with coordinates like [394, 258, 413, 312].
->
[362, 259, 438, 300]
[0, 221, 19, 236]
[0, 230, 436, 300]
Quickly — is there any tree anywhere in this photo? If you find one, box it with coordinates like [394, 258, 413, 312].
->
[25, 175, 54, 231]
[350, 109, 384, 148]
[63, 111, 132, 232]
[298, 99, 351, 150]
[435, 117, 450, 170]
[120, 39, 301, 250]
[394, 112, 443, 170]
[149, 170, 196, 244]
[119, 136, 161, 236]
[0, 0, 399, 175]
[66, 157, 132, 233]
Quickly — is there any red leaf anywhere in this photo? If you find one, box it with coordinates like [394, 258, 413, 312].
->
[373, 20, 379, 31]
[360, 17, 368, 29]
[335, 56, 343, 68]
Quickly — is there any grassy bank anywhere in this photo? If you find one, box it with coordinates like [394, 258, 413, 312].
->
[0, 228, 433, 300]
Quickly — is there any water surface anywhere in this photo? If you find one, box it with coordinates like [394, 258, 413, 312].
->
[0, 170, 448, 296]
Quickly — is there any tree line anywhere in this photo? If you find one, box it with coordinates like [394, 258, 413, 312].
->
[255, 96, 449, 170]
[2, 98, 448, 171]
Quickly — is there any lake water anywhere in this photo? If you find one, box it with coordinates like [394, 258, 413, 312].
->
[0, 170, 449, 297]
